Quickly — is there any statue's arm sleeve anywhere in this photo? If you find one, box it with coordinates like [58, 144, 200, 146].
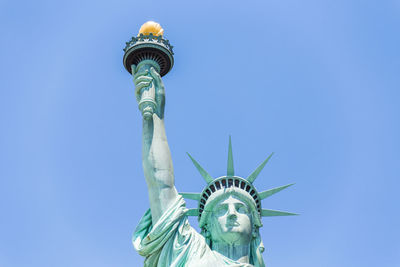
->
[133, 195, 211, 266]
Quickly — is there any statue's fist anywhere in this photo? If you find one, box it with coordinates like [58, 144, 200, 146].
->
[134, 69, 152, 103]
[133, 66, 165, 119]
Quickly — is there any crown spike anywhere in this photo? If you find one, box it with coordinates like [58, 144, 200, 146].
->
[227, 136, 234, 176]
[179, 192, 201, 201]
[259, 183, 294, 200]
[246, 153, 274, 183]
[186, 209, 199, 216]
[261, 209, 298, 217]
[187, 153, 213, 184]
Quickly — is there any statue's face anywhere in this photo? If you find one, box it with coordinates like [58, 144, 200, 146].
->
[208, 195, 253, 245]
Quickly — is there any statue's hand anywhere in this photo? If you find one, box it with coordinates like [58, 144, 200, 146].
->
[133, 67, 165, 119]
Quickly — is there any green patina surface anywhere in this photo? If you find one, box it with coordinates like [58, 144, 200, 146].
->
[126, 32, 296, 266]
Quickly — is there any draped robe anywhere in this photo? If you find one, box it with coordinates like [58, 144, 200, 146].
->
[133, 195, 254, 267]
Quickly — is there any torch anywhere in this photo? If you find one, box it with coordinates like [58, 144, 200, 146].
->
[123, 21, 174, 119]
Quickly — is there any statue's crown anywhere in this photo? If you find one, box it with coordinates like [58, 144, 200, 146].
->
[180, 137, 297, 227]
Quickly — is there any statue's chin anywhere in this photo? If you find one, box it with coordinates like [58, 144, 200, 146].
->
[213, 230, 250, 245]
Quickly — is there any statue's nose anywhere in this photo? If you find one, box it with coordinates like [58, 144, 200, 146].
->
[227, 205, 238, 220]
[228, 213, 237, 220]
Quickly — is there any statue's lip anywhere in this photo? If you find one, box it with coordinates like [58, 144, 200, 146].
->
[226, 221, 240, 227]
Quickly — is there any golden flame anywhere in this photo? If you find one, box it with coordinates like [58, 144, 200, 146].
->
[138, 21, 164, 37]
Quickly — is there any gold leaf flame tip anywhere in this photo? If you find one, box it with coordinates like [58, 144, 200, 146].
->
[138, 21, 164, 37]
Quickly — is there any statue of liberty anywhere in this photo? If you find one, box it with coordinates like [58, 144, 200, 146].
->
[123, 22, 296, 267]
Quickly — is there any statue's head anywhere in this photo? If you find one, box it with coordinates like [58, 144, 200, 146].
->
[203, 188, 260, 245]
[198, 184, 262, 244]
[192, 176, 268, 266]
[180, 137, 296, 265]
[208, 194, 253, 244]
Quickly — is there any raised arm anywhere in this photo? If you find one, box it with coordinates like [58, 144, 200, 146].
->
[133, 65, 178, 223]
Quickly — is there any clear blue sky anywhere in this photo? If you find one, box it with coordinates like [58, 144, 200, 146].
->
[1, 0, 399, 266]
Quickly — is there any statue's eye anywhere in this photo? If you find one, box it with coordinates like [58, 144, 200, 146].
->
[235, 204, 248, 214]
[214, 205, 228, 216]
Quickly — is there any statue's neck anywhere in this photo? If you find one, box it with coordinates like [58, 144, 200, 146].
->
[212, 242, 250, 264]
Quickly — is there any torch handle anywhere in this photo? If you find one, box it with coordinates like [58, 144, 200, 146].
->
[134, 60, 161, 120]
